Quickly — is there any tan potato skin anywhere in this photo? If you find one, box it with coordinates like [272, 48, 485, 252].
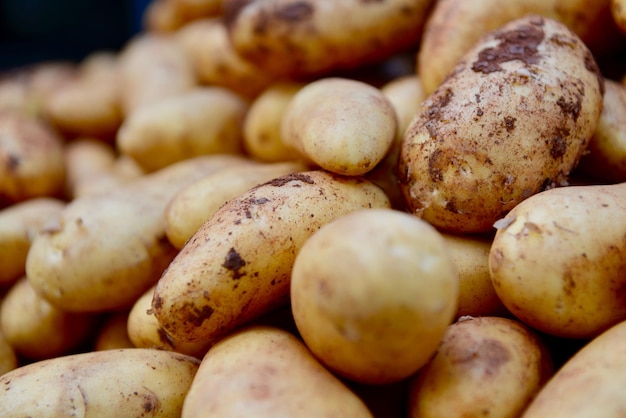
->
[63, 139, 117, 198]
[26, 155, 251, 313]
[489, 183, 626, 339]
[409, 316, 553, 418]
[223, 0, 433, 78]
[93, 312, 135, 351]
[399, 16, 604, 234]
[0, 330, 18, 376]
[0, 197, 65, 286]
[0, 348, 201, 417]
[152, 170, 391, 345]
[181, 325, 374, 418]
[613, 0, 626, 33]
[522, 319, 626, 417]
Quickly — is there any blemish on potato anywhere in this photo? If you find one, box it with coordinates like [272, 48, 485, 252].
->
[222, 247, 247, 279]
[185, 302, 215, 327]
[503, 116, 516, 132]
[267, 172, 314, 187]
[274, 2, 314, 22]
[549, 135, 567, 159]
[556, 96, 582, 121]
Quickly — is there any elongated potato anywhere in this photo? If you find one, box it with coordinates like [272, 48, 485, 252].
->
[182, 325, 373, 418]
[291, 208, 459, 384]
[0, 348, 200, 417]
[399, 16, 604, 234]
[522, 319, 626, 417]
[0, 278, 97, 360]
[153, 170, 391, 345]
[224, 0, 433, 78]
[26, 154, 251, 313]
[489, 183, 626, 339]
[117, 87, 248, 172]
[409, 316, 553, 418]
[0, 197, 65, 286]
[165, 160, 306, 249]
[0, 330, 18, 376]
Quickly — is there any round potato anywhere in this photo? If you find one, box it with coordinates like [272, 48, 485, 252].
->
[399, 15, 604, 234]
[291, 208, 459, 384]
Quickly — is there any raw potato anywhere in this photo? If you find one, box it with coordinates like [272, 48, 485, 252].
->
[153, 170, 391, 345]
[172, 0, 223, 20]
[0, 348, 200, 417]
[165, 160, 306, 249]
[281, 78, 397, 176]
[0, 278, 97, 360]
[242, 81, 304, 162]
[612, 0, 626, 33]
[441, 233, 507, 318]
[0, 197, 65, 286]
[182, 325, 374, 418]
[291, 208, 459, 384]
[93, 312, 135, 351]
[26, 154, 250, 313]
[522, 319, 626, 417]
[117, 87, 248, 172]
[576, 79, 626, 182]
[0, 330, 18, 376]
[381, 74, 426, 142]
[418, 0, 622, 95]
[489, 183, 626, 339]
[223, 0, 434, 78]
[0, 110, 66, 205]
[398, 16, 605, 234]
[144, 0, 188, 33]
[63, 138, 117, 198]
[409, 316, 553, 418]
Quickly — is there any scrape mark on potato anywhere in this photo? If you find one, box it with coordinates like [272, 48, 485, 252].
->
[268, 173, 315, 187]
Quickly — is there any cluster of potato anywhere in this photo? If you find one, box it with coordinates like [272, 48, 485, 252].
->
[1, 0, 626, 416]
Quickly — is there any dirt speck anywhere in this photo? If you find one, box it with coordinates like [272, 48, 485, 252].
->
[222, 247, 247, 279]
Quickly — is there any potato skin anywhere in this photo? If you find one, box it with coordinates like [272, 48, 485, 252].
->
[489, 183, 626, 339]
[152, 170, 391, 345]
[399, 15, 604, 234]
[0, 348, 200, 417]
[182, 325, 374, 418]
[409, 316, 553, 418]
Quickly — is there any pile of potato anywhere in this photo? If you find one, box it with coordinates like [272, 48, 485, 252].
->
[1, 0, 626, 416]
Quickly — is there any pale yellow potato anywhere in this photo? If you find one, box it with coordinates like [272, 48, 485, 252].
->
[282, 77, 396, 176]
[522, 319, 626, 417]
[117, 87, 248, 172]
[291, 208, 459, 384]
[0, 330, 18, 376]
[224, 0, 433, 78]
[489, 183, 626, 339]
[576, 79, 626, 182]
[127, 285, 211, 358]
[175, 18, 276, 99]
[0, 110, 66, 205]
[381, 74, 425, 142]
[144, 0, 188, 33]
[0, 348, 200, 417]
[63, 138, 117, 198]
[0, 197, 65, 286]
[165, 160, 306, 249]
[614, 0, 626, 33]
[153, 170, 391, 345]
[118, 32, 196, 115]
[418, 0, 622, 95]
[399, 16, 604, 234]
[93, 312, 135, 351]
[182, 325, 374, 418]
[242, 81, 305, 162]
[0, 278, 97, 360]
[72, 154, 146, 198]
[409, 316, 553, 418]
[441, 233, 507, 318]
[26, 154, 250, 313]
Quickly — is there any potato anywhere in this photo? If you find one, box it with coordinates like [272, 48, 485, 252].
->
[408, 316, 553, 418]
[489, 182, 626, 339]
[0, 110, 66, 205]
[418, 0, 622, 95]
[63, 139, 117, 197]
[172, 0, 222, 20]
[144, 0, 188, 33]
[71, 153, 146, 199]
[281, 77, 397, 176]
[0, 278, 97, 360]
[93, 312, 135, 351]
[117, 87, 248, 172]
[0, 348, 200, 417]
[291, 208, 459, 384]
[0, 330, 18, 376]
[398, 15, 605, 234]
[152, 170, 391, 346]
[242, 81, 305, 162]
[182, 325, 373, 418]
[381, 74, 426, 142]
[175, 18, 276, 99]
[223, 0, 433, 78]
[613, 0, 626, 34]
[441, 233, 507, 318]
[522, 319, 626, 417]
[26, 154, 250, 313]
[165, 160, 307, 249]
[576, 79, 626, 182]
[0, 197, 65, 286]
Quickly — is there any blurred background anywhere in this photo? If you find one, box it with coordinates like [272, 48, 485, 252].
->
[0, 0, 150, 71]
